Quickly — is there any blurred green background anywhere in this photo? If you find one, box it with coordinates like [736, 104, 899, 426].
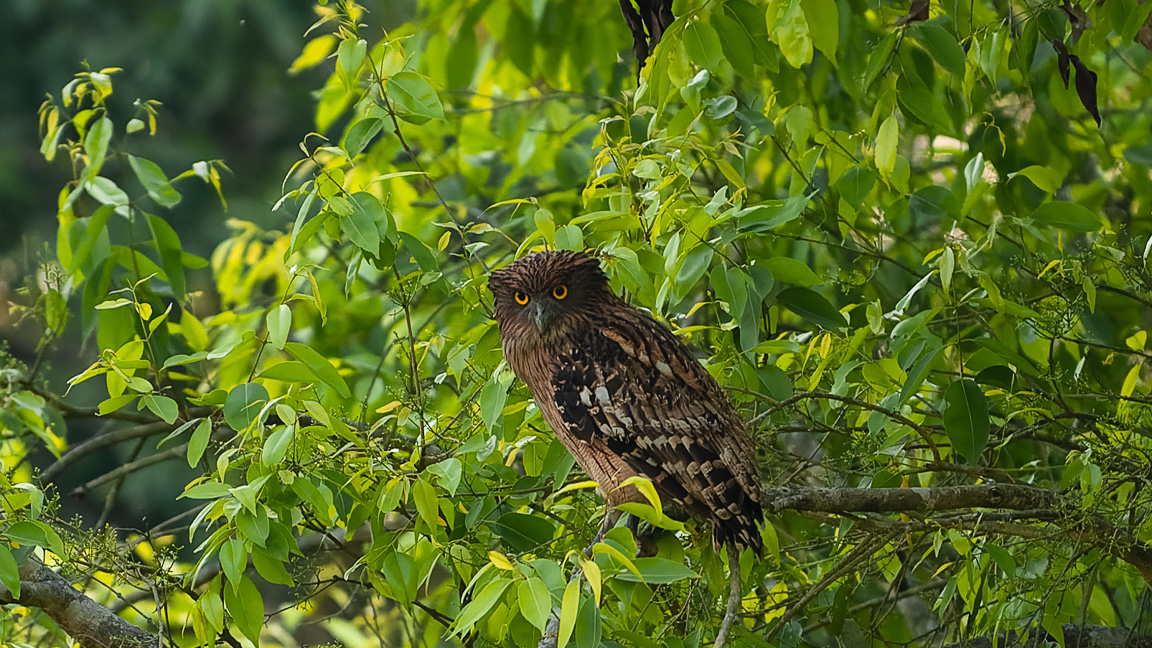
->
[0, 0, 331, 522]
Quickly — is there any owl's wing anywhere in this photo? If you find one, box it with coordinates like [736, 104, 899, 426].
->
[552, 314, 762, 551]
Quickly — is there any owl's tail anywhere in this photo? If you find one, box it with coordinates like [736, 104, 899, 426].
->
[713, 500, 765, 555]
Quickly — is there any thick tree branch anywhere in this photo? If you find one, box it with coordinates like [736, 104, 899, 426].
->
[943, 624, 1152, 648]
[0, 560, 162, 648]
[766, 485, 1152, 585]
[763, 483, 1056, 514]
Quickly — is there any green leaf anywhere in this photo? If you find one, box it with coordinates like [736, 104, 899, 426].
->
[943, 379, 990, 463]
[712, 13, 755, 79]
[1008, 165, 1063, 193]
[223, 575, 264, 643]
[127, 155, 181, 208]
[454, 578, 511, 634]
[909, 185, 960, 223]
[251, 547, 294, 586]
[836, 166, 876, 206]
[724, 266, 750, 320]
[504, 6, 535, 75]
[84, 116, 113, 182]
[146, 213, 186, 298]
[187, 418, 211, 467]
[1032, 201, 1103, 233]
[181, 481, 231, 500]
[737, 194, 810, 231]
[758, 364, 794, 400]
[267, 304, 291, 350]
[388, 71, 445, 124]
[289, 190, 321, 255]
[518, 576, 552, 631]
[68, 204, 113, 272]
[219, 538, 246, 585]
[555, 224, 583, 251]
[342, 117, 383, 158]
[896, 74, 954, 135]
[6, 521, 65, 556]
[875, 115, 899, 179]
[398, 232, 438, 271]
[141, 395, 179, 424]
[284, 342, 351, 398]
[801, 0, 838, 65]
[898, 346, 942, 406]
[940, 247, 955, 293]
[777, 287, 846, 330]
[683, 20, 724, 71]
[613, 557, 699, 584]
[257, 361, 316, 383]
[0, 544, 20, 599]
[445, 21, 479, 88]
[381, 551, 417, 606]
[490, 512, 556, 553]
[914, 23, 966, 77]
[558, 578, 579, 648]
[710, 266, 738, 317]
[705, 95, 738, 120]
[864, 33, 897, 90]
[574, 594, 602, 648]
[344, 192, 385, 255]
[534, 208, 556, 245]
[763, 257, 821, 287]
[426, 458, 463, 496]
[412, 476, 440, 530]
[674, 245, 714, 301]
[480, 368, 511, 432]
[261, 425, 293, 466]
[234, 507, 269, 546]
[337, 38, 367, 84]
[771, 0, 813, 69]
[223, 383, 269, 432]
[725, 0, 775, 67]
[162, 352, 207, 370]
[198, 587, 224, 634]
[985, 542, 1017, 578]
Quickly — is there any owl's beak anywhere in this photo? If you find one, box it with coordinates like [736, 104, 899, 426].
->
[528, 300, 556, 332]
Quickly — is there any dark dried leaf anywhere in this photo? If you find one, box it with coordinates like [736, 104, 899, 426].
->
[619, 0, 650, 68]
[1060, 0, 1092, 44]
[641, 0, 675, 45]
[1140, 24, 1152, 52]
[619, 0, 675, 79]
[1071, 55, 1101, 125]
[1052, 39, 1071, 88]
[896, 0, 931, 25]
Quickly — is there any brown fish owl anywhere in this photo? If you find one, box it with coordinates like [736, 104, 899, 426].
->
[489, 250, 763, 554]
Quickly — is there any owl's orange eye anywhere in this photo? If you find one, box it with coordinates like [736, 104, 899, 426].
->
[552, 285, 568, 300]
[514, 292, 530, 305]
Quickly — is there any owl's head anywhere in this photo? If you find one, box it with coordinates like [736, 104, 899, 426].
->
[489, 250, 612, 340]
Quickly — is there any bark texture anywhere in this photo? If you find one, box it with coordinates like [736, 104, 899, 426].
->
[1, 561, 160, 648]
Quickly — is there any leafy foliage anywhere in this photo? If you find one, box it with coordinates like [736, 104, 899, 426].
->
[4, 0, 1152, 646]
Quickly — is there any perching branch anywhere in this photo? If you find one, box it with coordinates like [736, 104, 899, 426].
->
[766, 484, 1152, 585]
[941, 624, 1152, 648]
[762, 483, 1056, 514]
